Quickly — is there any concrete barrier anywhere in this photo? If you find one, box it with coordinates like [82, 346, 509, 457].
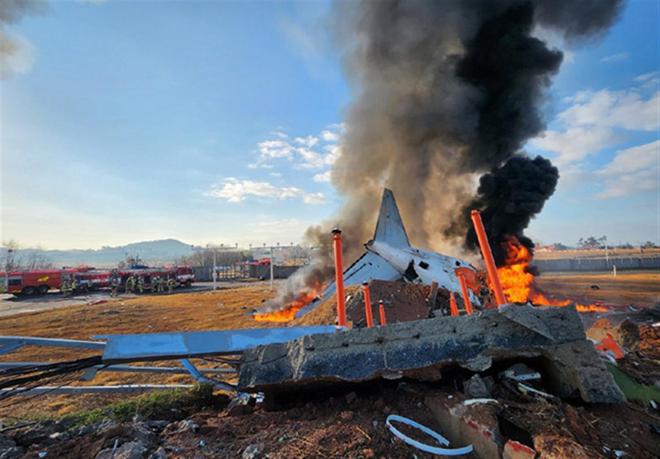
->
[533, 256, 660, 272]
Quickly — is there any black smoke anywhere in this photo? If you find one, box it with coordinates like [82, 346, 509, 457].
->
[465, 156, 559, 265]
[274, 0, 623, 304]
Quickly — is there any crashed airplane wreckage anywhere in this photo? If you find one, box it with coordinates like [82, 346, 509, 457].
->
[0, 189, 624, 405]
[295, 188, 482, 319]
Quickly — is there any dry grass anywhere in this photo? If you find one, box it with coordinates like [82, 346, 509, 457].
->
[0, 285, 278, 418]
[535, 247, 660, 260]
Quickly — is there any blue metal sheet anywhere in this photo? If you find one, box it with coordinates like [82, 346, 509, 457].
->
[96, 326, 339, 362]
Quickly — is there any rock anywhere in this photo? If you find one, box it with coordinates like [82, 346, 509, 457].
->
[0, 447, 24, 459]
[95, 441, 147, 459]
[345, 391, 357, 404]
[148, 447, 168, 459]
[48, 432, 70, 442]
[172, 419, 199, 434]
[241, 443, 265, 459]
[228, 396, 254, 417]
[340, 411, 354, 421]
[125, 423, 157, 448]
[464, 374, 491, 398]
[503, 440, 537, 459]
[145, 421, 169, 432]
[533, 434, 590, 459]
[0, 436, 15, 449]
[240, 305, 624, 403]
[13, 422, 56, 447]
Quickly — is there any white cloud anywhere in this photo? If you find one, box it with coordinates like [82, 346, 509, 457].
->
[313, 170, 331, 183]
[600, 52, 628, 63]
[560, 89, 659, 131]
[321, 129, 339, 142]
[530, 127, 618, 165]
[595, 140, 659, 198]
[635, 71, 660, 90]
[206, 178, 325, 205]
[251, 123, 343, 170]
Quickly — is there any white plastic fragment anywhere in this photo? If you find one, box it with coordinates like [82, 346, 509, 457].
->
[463, 398, 499, 406]
[385, 414, 473, 456]
[517, 382, 554, 399]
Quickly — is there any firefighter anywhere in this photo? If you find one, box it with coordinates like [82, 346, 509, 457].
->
[126, 275, 136, 294]
[153, 275, 162, 294]
[60, 278, 71, 297]
[137, 275, 145, 294]
[109, 272, 119, 297]
[167, 276, 175, 294]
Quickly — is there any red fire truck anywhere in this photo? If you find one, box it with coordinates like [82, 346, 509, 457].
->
[0, 265, 194, 296]
[0, 269, 75, 296]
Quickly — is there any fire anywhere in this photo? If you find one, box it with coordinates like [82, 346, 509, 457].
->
[496, 237, 607, 313]
[253, 283, 323, 323]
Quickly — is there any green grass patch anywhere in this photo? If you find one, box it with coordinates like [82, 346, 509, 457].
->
[61, 383, 219, 428]
[607, 364, 660, 404]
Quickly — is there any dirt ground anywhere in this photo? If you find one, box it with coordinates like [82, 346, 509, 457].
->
[537, 271, 660, 307]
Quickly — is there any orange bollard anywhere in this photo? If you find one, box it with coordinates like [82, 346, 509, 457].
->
[332, 228, 347, 327]
[449, 292, 459, 317]
[470, 210, 507, 307]
[456, 273, 473, 315]
[378, 300, 387, 326]
[362, 282, 374, 328]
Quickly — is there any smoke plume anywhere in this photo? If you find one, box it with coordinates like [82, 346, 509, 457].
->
[0, 0, 43, 79]
[273, 0, 623, 305]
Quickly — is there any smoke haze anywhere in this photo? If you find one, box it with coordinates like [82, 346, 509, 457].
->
[273, 0, 624, 305]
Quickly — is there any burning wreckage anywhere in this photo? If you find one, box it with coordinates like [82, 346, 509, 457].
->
[2, 188, 654, 458]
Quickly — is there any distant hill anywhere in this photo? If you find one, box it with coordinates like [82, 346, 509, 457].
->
[0, 239, 196, 268]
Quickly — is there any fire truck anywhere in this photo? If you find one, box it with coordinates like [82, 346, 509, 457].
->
[0, 269, 73, 296]
[0, 266, 194, 296]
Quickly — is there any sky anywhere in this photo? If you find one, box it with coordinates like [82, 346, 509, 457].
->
[0, 0, 658, 250]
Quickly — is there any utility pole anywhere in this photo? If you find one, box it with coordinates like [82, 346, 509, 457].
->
[212, 247, 217, 291]
[269, 246, 274, 291]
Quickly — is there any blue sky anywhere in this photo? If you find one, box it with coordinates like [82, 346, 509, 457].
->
[1, 0, 658, 250]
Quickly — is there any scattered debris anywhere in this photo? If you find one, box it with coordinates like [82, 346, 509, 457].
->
[385, 414, 473, 456]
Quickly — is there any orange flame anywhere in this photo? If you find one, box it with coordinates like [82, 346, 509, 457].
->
[496, 237, 607, 313]
[253, 283, 323, 323]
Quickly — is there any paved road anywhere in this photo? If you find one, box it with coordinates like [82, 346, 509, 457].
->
[0, 280, 281, 318]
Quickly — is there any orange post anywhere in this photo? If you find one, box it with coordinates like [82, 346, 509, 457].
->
[456, 273, 473, 315]
[362, 282, 374, 328]
[470, 210, 507, 306]
[449, 292, 459, 317]
[332, 228, 347, 327]
[378, 300, 387, 326]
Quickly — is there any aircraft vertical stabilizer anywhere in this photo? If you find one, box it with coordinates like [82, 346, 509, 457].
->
[373, 188, 410, 248]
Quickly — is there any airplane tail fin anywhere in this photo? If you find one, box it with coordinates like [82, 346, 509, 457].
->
[373, 188, 410, 248]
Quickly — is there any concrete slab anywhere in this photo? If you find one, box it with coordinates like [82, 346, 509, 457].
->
[238, 305, 624, 403]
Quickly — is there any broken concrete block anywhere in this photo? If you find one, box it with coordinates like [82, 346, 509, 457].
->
[533, 434, 590, 459]
[239, 305, 624, 403]
[503, 440, 536, 459]
[464, 374, 491, 398]
[425, 392, 502, 459]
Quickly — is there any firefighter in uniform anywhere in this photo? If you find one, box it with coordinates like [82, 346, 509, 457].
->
[109, 272, 119, 297]
[167, 276, 175, 294]
[60, 278, 71, 297]
[153, 275, 162, 294]
[137, 275, 145, 294]
[126, 275, 136, 294]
